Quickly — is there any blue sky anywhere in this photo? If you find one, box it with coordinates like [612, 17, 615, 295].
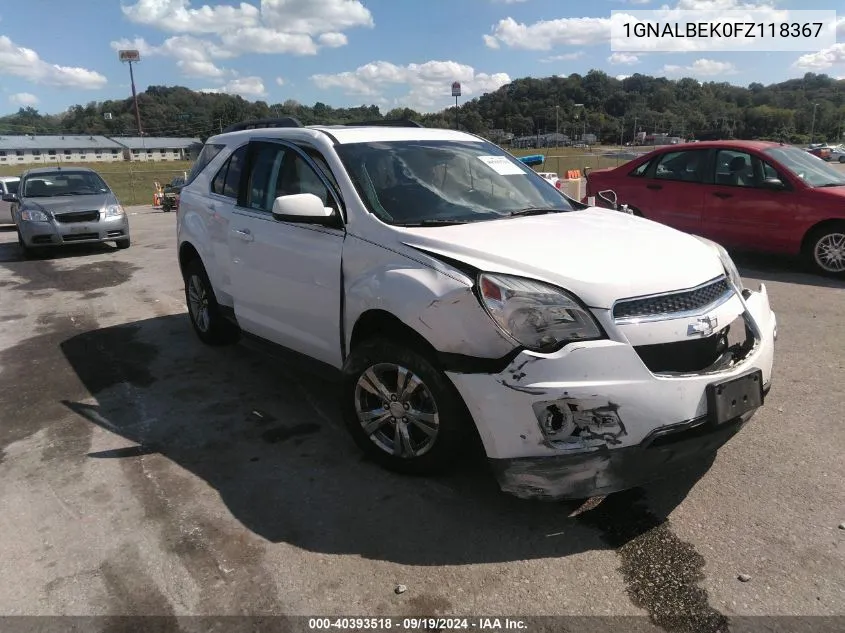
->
[0, 0, 843, 118]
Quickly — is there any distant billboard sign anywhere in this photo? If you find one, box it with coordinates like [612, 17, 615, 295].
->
[451, 82, 461, 97]
[119, 50, 141, 62]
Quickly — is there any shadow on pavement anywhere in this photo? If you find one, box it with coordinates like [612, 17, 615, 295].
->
[732, 250, 845, 289]
[0, 240, 118, 263]
[55, 314, 715, 566]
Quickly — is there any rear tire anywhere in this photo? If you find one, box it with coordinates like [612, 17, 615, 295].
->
[183, 257, 240, 345]
[804, 223, 845, 278]
[341, 338, 474, 475]
[116, 237, 131, 249]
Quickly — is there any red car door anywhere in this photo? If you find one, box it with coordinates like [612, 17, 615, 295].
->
[625, 148, 708, 235]
[699, 149, 798, 252]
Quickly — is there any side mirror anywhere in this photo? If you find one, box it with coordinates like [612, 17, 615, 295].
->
[271, 193, 336, 225]
[2, 193, 17, 203]
[761, 177, 785, 191]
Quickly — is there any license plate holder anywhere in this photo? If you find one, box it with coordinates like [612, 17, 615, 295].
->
[706, 369, 764, 425]
[70, 225, 91, 233]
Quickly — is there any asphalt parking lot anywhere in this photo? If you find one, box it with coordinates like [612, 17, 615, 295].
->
[0, 206, 843, 628]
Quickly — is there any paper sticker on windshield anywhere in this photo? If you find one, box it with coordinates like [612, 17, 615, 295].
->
[478, 155, 526, 176]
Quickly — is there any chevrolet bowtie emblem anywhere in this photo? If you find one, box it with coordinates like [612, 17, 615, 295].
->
[688, 315, 718, 337]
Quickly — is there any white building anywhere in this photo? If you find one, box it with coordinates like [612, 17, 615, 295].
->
[110, 137, 200, 162]
[0, 135, 201, 165]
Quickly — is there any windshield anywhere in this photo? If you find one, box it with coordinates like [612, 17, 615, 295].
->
[5, 180, 18, 195]
[764, 146, 845, 188]
[335, 140, 576, 225]
[23, 171, 110, 197]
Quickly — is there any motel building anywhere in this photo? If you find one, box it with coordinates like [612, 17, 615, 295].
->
[0, 135, 201, 165]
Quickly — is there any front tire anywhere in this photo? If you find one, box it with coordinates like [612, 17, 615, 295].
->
[805, 223, 845, 278]
[18, 230, 42, 259]
[116, 237, 131, 249]
[183, 258, 239, 345]
[341, 338, 473, 475]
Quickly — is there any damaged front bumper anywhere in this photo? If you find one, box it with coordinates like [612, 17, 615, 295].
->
[446, 283, 776, 501]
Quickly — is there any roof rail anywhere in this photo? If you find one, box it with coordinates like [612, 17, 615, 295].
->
[221, 117, 303, 133]
[342, 119, 424, 128]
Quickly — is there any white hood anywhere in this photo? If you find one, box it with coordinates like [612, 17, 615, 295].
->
[397, 207, 725, 308]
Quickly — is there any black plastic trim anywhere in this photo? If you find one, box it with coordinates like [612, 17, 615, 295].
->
[240, 332, 342, 383]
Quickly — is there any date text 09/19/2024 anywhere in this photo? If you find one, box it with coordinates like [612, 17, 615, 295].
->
[308, 618, 528, 630]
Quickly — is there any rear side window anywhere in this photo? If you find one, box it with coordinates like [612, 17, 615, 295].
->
[185, 143, 225, 185]
[6, 181, 18, 194]
[628, 159, 652, 177]
[653, 150, 706, 183]
[211, 145, 247, 198]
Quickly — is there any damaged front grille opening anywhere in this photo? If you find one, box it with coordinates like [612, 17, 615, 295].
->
[634, 312, 757, 375]
[532, 399, 628, 450]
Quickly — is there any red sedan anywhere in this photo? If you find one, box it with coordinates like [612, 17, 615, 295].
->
[584, 140, 845, 276]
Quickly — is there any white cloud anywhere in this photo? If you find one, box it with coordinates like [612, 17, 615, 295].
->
[9, 92, 38, 106]
[121, 0, 260, 34]
[616, 74, 631, 80]
[201, 76, 267, 98]
[275, 76, 285, 86]
[111, 36, 231, 78]
[483, 16, 612, 50]
[608, 52, 639, 65]
[661, 58, 738, 77]
[793, 44, 845, 71]
[0, 35, 107, 89]
[118, 0, 374, 73]
[318, 32, 348, 47]
[312, 60, 511, 111]
[540, 52, 584, 63]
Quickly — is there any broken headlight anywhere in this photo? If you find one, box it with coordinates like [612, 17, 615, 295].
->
[694, 235, 743, 291]
[478, 273, 604, 352]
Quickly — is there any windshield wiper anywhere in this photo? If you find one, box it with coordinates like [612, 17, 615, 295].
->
[508, 208, 561, 217]
[400, 218, 472, 226]
[54, 191, 95, 196]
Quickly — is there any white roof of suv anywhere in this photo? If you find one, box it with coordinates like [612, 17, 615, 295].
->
[207, 121, 480, 147]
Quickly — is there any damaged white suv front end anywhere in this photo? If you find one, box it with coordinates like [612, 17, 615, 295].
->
[437, 231, 776, 500]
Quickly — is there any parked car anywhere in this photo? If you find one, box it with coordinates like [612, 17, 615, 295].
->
[6, 167, 130, 257]
[176, 118, 776, 501]
[0, 176, 20, 225]
[807, 144, 832, 161]
[536, 171, 563, 190]
[585, 140, 845, 276]
[828, 144, 845, 163]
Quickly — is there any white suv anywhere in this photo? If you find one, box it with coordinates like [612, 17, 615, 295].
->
[176, 118, 777, 501]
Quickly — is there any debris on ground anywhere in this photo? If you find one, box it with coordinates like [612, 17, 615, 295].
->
[395, 584, 407, 594]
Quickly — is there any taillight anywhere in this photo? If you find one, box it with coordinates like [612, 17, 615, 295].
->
[555, 180, 562, 189]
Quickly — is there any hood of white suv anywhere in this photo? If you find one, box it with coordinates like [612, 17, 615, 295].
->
[399, 207, 725, 308]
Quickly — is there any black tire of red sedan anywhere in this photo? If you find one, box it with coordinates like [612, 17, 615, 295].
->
[341, 338, 474, 475]
[805, 223, 845, 278]
[183, 258, 239, 345]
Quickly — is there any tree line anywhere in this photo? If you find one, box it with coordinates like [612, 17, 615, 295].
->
[2, 71, 844, 145]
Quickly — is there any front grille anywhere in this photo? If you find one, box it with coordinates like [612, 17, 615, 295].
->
[55, 210, 100, 223]
[634, 314, 754, 374]
[62, 233, 99, 242]
[613, 277, 731, 321]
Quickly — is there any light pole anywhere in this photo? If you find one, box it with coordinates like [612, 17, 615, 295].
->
[119, 50, 143, 136]
[574, 103, 584, 143]
[810, 103, 819, 145]
[555, 105, 560, 147]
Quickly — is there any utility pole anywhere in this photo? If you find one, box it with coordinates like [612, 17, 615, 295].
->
[555, 104, 560, 147]
[451, 82, 461, 130]
[810, 103, 819, 144]
[119, 50, 143, 136]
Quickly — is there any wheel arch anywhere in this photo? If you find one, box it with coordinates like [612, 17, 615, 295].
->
[178, 240, 202, 278]
[800, 218, 845, 255]
[349, 309, 440, 364]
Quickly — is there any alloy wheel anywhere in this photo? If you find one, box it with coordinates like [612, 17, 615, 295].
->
[354, 362, 440, 458]
[814, 232, 845, 273]
[187, 274, 211, 332]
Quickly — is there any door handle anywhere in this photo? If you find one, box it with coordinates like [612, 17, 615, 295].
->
[713, 192, 733, 199]
[232, 228, 254, 242]
[646, 184, 662, 190]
